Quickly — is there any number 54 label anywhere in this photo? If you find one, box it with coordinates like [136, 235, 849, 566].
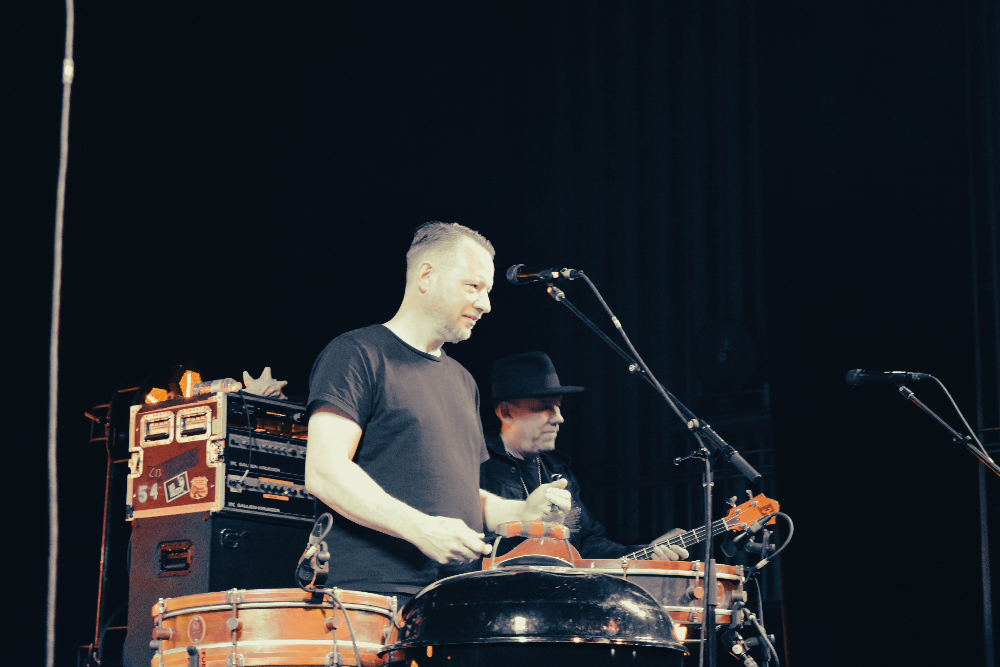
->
[136, 483, 159, 503]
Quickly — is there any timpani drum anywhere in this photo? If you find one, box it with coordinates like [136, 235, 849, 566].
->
[381, 567, 687, 666]
[148, 588, 396, 667]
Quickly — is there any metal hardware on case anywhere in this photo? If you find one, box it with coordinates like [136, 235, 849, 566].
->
[128, 450, 143, 478]
[207, 437, 225, 467]
[140, 412, 176, 447]
[176, 405, 213, 443]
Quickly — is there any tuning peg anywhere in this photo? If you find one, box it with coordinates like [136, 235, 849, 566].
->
[746, 490, 754, 500]
[727, 496, 737, 508]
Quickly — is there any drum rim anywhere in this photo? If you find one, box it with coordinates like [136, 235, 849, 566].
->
[153, 587, 395, 616]
[160, 600, 394, 620]
[161, 638, 384, 656]
[382, 635, 686, 653]
[576, 566, 744, 582]
[663, 605, 733, 617]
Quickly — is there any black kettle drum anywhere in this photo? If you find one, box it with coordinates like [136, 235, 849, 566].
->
[380, 567, 688, 667]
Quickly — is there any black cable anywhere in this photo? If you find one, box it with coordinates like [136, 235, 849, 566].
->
[294, 515, 361, 666]
[578, 274, 693, 428]
[752, 577, 768, 667]
[237, 390, 254, 484]
[698, 441, 715, 667]
[575, 274, 761, 484]
[296, 579, 360, 664]
[931, 375, 992, 457]
[746, 612, 780, 667]
[744, 512, 794, 579]
[96, 601, 127, 664]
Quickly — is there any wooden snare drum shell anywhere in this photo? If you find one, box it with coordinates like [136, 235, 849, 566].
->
[574, 560, 744, 626]
[150, 588, 394, 667]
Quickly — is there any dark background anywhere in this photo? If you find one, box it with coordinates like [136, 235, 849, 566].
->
[6, 2, 998, 666]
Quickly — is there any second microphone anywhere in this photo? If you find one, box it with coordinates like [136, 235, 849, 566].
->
[506, 264, 584, 285]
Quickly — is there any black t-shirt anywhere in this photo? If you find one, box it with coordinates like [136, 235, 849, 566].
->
[307, 324, 488, 595]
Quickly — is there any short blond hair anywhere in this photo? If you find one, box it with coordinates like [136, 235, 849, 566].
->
[405, 221, 495, 283]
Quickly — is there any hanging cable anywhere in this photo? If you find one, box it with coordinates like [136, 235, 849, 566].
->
[48, 2, 75, 667]
[930, 375, 991, 457]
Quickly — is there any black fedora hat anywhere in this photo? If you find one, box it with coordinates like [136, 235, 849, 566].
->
[491, 352, 585, 402]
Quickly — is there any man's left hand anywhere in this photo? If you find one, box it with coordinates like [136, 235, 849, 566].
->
[649, 527, 689, 561]
[523, 478, 571, 524]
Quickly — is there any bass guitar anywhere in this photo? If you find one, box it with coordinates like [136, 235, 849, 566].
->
[484, 493, 779, 569]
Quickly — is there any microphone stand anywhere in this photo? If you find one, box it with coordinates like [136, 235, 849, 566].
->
[544, 277, 764, 667]
[896, 385, 1000, 478]
[545, 282, 762, 485]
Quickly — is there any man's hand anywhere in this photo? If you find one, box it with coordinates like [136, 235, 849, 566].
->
[523, 478, 571, 523]
[649, 527, 689, 561]
[408, 515, 492, 565]
[242, 367, 288, 398]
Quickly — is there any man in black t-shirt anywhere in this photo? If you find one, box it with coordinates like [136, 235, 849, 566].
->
[305, 222, 571, 600]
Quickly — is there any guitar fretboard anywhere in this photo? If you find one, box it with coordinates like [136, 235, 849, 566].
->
[624, 516, 737, 560]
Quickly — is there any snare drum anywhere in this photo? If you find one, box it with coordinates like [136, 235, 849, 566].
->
[575, 560, 744, 637]
[148, 588, 396, 667]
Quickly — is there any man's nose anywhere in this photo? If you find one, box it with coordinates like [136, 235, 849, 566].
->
[549, 406, 564, 424]
[476, 290, 491, 314]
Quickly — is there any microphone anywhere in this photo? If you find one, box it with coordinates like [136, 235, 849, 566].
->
[720, 628, 759, 667]
[720, 515, 771, 558]
[296, 513, 333, 589]
[845, 369, 931, 386]
[506, 264, 583, 285]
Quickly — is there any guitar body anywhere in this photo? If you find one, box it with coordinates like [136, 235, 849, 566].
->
[484, 534, 582, 568]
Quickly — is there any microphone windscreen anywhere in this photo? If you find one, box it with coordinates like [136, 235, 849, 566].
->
[845, 369, 863, 386]
[506, 264, 524, 284]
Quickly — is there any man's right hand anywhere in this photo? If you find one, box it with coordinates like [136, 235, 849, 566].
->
[408, 515, 492, 565]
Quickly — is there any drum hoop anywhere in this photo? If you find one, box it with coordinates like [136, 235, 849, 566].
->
[161, 638, 384, 655]
[382, 635, 682, 651]
[160, 601, 393, 620]
[662, 605, 733, 617]
[578, 567, 744, 582]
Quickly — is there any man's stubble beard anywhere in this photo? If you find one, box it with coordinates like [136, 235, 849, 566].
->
[427, 293, 471, 345]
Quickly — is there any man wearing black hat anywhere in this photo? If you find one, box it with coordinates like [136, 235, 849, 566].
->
[481, 352, 688, 560]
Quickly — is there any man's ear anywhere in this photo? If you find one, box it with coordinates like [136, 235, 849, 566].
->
[496, 401, 512, 424]
[416, 260, 434, 294]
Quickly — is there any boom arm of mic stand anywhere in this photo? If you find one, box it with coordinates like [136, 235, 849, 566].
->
[898, 386, 1000, 478]
[546, 285, 646, 376]
[544, 283, 762, 485]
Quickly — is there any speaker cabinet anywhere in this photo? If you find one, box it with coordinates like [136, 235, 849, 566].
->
[122, 513, 310, 667]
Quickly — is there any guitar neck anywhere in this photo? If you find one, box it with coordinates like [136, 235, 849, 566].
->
[624, 517, 734, 560]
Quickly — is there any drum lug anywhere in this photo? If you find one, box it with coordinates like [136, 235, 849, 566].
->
[151, 598, 168, 667]
[327, 588, 342, 667]
[385, 596, 398, 642]
[225, 588, 245, 667]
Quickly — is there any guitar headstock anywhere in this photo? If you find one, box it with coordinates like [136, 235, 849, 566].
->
[723, 494, 779, 531]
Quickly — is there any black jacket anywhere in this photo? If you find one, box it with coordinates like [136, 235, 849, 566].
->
[480, 433, 647, 559]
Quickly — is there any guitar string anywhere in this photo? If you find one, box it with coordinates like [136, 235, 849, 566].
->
[628, 517, 735, 559]
[629, 510, 773, 559]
